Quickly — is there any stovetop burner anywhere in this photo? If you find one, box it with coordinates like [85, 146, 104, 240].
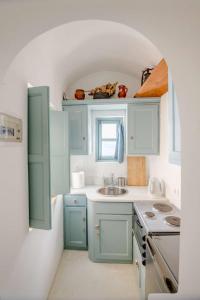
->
[153, 203, 173, 213]
[144, 211, 155, 218]
[165, 216, 181, 227]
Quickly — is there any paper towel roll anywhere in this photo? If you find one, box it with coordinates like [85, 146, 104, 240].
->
[71, 171, 85, 189]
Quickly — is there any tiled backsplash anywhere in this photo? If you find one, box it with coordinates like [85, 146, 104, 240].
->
[70, 155, 127, 185]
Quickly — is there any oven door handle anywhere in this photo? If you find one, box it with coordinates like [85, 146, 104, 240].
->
[136, 219, 143, 229]
[146, 236, 156, 258]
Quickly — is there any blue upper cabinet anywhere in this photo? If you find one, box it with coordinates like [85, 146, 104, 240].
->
[168, 73, 181, 165]
[63, 105, 88, 155]
[28, 86, 51, 230]
[128, 104, 159, 155]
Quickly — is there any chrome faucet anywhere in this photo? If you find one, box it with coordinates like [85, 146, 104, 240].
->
[111, 173, 115, 186]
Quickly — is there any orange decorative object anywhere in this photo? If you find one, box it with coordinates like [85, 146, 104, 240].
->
[74, 89, 85, 100]
[118, 84, 128, 98]
[134, 59, 168, 98]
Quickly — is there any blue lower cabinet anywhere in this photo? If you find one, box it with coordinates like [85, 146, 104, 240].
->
[64, 203, 87, 250]
[94, 214, 132, 262]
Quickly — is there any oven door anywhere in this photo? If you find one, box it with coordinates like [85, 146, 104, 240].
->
[133, 209, 146, 264]
[145, 236, 178, 297]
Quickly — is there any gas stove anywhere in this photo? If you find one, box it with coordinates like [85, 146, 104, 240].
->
[134, 200, 181, 235]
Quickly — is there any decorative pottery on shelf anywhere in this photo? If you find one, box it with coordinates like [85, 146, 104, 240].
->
[89, 81, 118, 99]
[118, 84, 128, 98]
[74, 89, 85, 100]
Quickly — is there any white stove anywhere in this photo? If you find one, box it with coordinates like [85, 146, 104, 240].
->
[134, 200, 181, 234]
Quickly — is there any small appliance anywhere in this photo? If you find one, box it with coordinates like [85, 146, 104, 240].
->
[148, 177, 165, 197]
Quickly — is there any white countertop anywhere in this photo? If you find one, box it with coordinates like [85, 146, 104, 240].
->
[70, 185, 167, 202]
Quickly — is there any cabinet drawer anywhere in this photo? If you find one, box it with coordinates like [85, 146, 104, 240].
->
[64, 194, 87, 206]
[94, 202, 133, 214]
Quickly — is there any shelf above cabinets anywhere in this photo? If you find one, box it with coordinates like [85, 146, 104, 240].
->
[62, 98, 160, 106]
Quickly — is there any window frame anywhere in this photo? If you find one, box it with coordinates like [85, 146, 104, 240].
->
[95, 118, 122, 162]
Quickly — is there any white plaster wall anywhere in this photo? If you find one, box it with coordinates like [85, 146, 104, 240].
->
[149, 93, 181, 208]
[0, 35, 64, 300]
[66, 71, 140, 99]
[2, 197, 63, 300]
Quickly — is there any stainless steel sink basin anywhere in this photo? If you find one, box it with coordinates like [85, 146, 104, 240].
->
[97, 186, 127, 196]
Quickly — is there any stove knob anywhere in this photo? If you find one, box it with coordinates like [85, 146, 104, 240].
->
[142, 252, 146, 258]
[142, 236, 146, 242]
[142, 244, 146, 250]
[142, 260, 146, 266]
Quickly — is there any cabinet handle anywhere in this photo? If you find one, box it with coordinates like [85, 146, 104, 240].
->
[130, 136, 134, 140]
[83, 137, 86, 140]
[135, 260, 139, 269]
[74, 200, 77, 204]
[83, 217, 86, 222]
[95, 225, 100, 236]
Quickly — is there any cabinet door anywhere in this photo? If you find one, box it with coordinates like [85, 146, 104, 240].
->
[94, 214, 132, 262]
[168, 73, 181, 165]
[128, 104, 159, 155]
[64, 206, 87, 249]
[28, 86, 51, 230]
[50, 111, 70, 195]
[63, 105, 88, 155]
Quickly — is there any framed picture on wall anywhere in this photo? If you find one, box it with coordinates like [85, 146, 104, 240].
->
[0, 113, 22, 142]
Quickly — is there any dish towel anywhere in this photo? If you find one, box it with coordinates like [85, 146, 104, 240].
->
[114, 122, 124, 163]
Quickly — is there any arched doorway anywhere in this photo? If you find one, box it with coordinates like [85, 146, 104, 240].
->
[0, 2, 200, 298]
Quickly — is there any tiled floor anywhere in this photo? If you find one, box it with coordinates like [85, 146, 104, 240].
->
[48, 250, 140, 300]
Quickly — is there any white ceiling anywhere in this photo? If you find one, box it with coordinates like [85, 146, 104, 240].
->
[15, 20, 162, 89]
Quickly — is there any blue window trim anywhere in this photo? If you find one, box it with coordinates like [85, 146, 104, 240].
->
[96, 118, 122, 162]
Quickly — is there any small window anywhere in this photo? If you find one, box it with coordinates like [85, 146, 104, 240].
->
[96, 119, 121, 161]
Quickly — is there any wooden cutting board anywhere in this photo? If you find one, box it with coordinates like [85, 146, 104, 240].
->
[127, 156, 147, 186]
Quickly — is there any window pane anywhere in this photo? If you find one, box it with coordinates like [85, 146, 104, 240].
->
[101, 141, 116, 157]
[102, 123, 117, 139]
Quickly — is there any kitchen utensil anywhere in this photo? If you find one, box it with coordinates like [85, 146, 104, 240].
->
[117, 177, 126, 187]
[127, 156, 147, 186]
[148, 177, 165, 196]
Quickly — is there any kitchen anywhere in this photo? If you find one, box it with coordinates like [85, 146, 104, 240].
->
[0, 15, 188, 300]
[27, 52, 181, 299]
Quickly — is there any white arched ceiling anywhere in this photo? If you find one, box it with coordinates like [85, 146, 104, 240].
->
[8, 20, 162, 93]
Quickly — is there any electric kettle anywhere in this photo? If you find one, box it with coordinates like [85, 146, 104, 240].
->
[148, 177, 165, 197]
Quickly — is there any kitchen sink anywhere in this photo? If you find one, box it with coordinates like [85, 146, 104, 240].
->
[97, 186, 127, 196]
